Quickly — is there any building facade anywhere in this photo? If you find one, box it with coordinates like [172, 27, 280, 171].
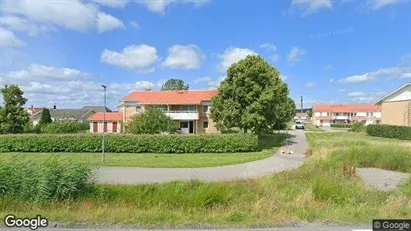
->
[91, 89, 220, 134]
[375, 82, 411, 126]
[87, 112, 122, 133]
[312, 104, 381, 127]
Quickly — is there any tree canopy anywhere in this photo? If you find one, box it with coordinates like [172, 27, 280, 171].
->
[125, 106, 176, 134]
[0, 85, 30, 134]
[161, 78, 189, 91]
[39, 108, 52, 125]
[210, 55, 294, 134]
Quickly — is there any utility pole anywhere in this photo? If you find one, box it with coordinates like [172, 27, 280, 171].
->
[101, 84, 107, 164]
[301, 96, 303, 117]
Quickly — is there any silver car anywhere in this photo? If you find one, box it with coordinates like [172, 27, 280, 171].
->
[295, 120, 305, 129]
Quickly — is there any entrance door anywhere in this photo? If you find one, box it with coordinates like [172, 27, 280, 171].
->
[93, 122, 98, 132]
[180, 121, 189, 134]
[189, 121, 194, 134]
[112, 122, 117, 133]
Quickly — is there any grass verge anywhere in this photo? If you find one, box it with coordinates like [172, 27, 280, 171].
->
[1, 132, 410, 228]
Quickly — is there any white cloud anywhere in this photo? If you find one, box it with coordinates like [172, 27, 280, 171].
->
[135, 0, 211, 14]
[347, 92, 366, 97]
[338, 89, 346, 92]
[101, 44, 159, 71]
[259, 43, 277, 52]
[287, 46, 306, 64]
[280, 74, 289, 81]
[291, 0, 332, 15]
[329, 78, 335, 83]
[194, 77, 212, 83]
[0, 63, 166, 108]
[0, 27, 26, 47]
[0, 0, 124, 34]
[305, 82, 316, 88]
[207, 76, 226, 89]
[338, 66, 408, 83]
[324, 64, 333, 70]
[0, 15, 56, 36]
[1, 64, 90, 83]
[91, 0, 130, 8]
[271, 54, 280, 63]
[401, 73, 411, 79]
[217, 47, 257, 72]
[161, 44, 204, 70]
[364, 0, 404, 10]
[129, 21, 139, 29]
[97, 12, 125, 33]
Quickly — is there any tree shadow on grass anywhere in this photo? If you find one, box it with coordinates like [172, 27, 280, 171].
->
[258, 133, 293, 151]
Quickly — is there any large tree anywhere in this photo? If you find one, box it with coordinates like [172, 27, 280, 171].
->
[126, 106, 176, 134]
[161, 78, 189, 91]
[0, 85, 30, 134]
[39, 108, 52, 125]
[210, 55, 293, 134]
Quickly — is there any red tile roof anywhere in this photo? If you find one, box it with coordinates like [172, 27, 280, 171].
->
[88, 112, 123, 121]
[312, 104, 381, 113]
[122, 90, 218, 104]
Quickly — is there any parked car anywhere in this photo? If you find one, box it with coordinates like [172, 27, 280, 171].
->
[295, 120, 305, 129]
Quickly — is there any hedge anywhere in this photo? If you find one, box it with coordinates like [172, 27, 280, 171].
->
[330, 124, 352, 128]
[0, 134, 258, 153]
[366, 124, 411, 140]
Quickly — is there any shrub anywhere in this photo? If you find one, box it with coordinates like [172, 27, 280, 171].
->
[40, 122, 89, 134]
[126, 107, 176, 134]
[0, 133, 258, 153]
[350, 122, 365, 132]
[0, 160, 92, 202]
[367, 124, 411, 140]
[330, 124, 352, 128]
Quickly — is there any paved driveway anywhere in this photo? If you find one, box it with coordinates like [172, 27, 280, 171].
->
[95, 130, 308, 184]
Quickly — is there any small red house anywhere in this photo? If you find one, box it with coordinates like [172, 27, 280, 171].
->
[87, 112, 122, 133]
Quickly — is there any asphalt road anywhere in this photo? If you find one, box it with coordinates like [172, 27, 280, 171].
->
[96, 130, 308, 184]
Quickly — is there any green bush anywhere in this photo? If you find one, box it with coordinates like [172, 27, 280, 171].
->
[126, 107, 176, 134]
[330, 124, 352, 128]
[40, 122, 89, 134]
[350, 122, 365, 132]
[0, 160, 92, 202]
[367, 124, 411, 140]
[0, 133, 258, 153]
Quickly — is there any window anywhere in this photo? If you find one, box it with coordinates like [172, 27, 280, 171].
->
[203, 121, 209, 128]
[203, 105, 209, 113]
[180, 105, 196, 112]
[136, 105, 142, 113]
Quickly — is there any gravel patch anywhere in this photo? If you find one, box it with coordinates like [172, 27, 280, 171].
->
[357, 168, 411, 191]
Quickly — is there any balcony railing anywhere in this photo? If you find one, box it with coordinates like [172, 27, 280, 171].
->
[165, 111, 199, 120]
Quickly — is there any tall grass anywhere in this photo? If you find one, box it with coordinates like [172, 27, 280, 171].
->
[0, 160, 93, 202]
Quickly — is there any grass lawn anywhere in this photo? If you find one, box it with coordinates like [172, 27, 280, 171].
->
[304, 123, 324, 132]
[1, 132, 410, 228]
[0, 134, 285, 168]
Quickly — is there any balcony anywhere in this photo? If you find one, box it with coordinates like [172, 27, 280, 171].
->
[165, 110, 199, 120]
[334, 115, 349, 120]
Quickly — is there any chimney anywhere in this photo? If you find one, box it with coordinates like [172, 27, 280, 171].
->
[144, 88, 151, 91]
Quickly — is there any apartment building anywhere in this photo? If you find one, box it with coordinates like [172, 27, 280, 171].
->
[374, 82, 411, 126]
[312, 104, 381, 127]
[97, 89, 219, 134]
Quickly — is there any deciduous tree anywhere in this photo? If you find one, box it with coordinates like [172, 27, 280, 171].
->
[0, 85, 30, 134]
[210, 55, 293, 134]
[161, 78, 189, 91]
[126, 107, 176, 134]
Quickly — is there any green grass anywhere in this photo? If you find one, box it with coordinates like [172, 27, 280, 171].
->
[304, 123, 323, 131]
[1, 132, 410, 228]
[0, 134, 285, 168]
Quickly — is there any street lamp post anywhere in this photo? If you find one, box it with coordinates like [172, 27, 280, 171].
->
[101, 84, 107, 164]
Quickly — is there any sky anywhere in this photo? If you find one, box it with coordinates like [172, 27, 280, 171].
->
[0, 0, 410, 110]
